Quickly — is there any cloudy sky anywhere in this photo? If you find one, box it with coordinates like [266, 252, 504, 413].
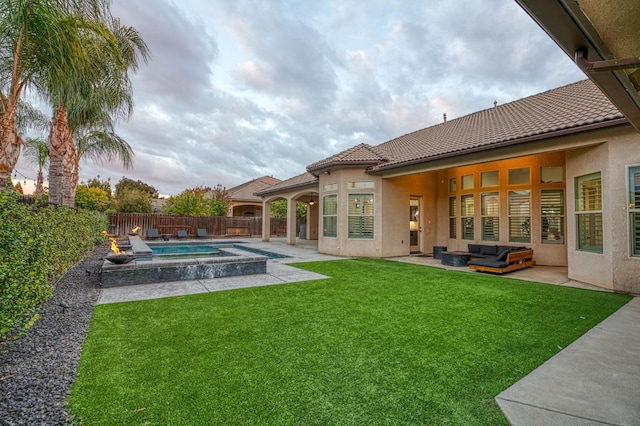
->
[17, 0, 587, 196]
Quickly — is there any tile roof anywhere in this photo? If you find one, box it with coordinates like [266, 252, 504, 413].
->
[254, 172, 318, 196]
[228, 176, 282, 201]
[307, 79, 625, 174]
[307, 143, 389, 171]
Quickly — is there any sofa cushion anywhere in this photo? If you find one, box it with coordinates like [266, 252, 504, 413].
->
[479, 245, 499, 255]
[468, 244, 483, 254]
[467, 259, 509, 268]
[496, 249, 511, 262]
[498, 245, 514, 254]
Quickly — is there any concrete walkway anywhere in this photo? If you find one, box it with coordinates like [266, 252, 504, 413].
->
[496, 297, 640, 426]
[97, 238, 640, 425]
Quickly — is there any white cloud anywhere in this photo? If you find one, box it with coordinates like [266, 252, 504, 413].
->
[15, 0, 586, 196]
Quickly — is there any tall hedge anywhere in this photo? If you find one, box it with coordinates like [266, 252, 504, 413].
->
[0, 192, 107, 341]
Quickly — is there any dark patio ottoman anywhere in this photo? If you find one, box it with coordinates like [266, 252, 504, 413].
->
[441, 251, 471, 267]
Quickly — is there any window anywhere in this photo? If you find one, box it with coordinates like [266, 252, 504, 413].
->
[509, 190, 530, 243]
[323, 183, 338, 191]
[449, 178, 457, 192]
[629, 167, 640, 256]
[541, 166, 563, 183]
[348, 194, 373, 238]
[461, 174, 474, 190]
[481, 192, 499, 241]
[461, 194, 474, 240]
[541, 190, 564, 244]
[481, 171, 499, 187]
[322, 195, 337, 237]
[348, 181, 374, 189]
[575, 173, 602, 252]
[509, 168, 530, 185]
[449, 196, 457, 238]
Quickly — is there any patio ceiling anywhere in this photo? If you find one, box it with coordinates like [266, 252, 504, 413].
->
[516, 0, 640, 132]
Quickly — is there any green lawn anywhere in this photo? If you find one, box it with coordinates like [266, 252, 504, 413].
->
[69, 259, 631, 425]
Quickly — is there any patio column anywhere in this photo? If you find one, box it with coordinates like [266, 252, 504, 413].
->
[307, 201, 319, 240]
[287, 197, 297, 245]
[261, 200, 270, 242]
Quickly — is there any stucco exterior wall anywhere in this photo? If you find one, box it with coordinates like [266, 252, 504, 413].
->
[566, 143, 613, 288]
[379, 173, 438, 257]
[566, 128, 640, 293]
[317, 168, 384, 257]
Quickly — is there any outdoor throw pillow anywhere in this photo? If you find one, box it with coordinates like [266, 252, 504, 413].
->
[496, 249, 511, 262]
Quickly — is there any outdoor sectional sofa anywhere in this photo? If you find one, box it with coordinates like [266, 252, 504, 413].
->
[466, 244, 535, 274]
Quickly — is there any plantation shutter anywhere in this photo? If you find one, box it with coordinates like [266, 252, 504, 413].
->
[629, 167, 640, 255]
[576, 173, 603, 252]
[509, 190, 530, 243]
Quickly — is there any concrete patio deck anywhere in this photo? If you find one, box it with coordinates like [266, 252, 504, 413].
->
[97, 238, 639, 426]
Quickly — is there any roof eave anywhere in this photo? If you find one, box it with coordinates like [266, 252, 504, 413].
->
[306, 160, 385, 174]
[515, 0, 640, 133]
[254, 179, 319, 197]
[368, 117, 628, 175]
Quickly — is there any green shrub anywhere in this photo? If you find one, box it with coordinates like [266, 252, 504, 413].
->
[0, 192, 107, 341]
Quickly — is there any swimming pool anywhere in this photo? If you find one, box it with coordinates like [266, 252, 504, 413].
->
[101, 238, 269, 288]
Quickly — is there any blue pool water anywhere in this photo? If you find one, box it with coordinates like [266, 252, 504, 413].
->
[233, 245, 290, 259]
[151, 245, 221, 255]
[149, 243, 290, 259]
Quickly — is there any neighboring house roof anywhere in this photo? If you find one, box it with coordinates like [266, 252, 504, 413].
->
[307, 79, 626, 175]
[228, 176, 282, 202]
[254, 172, 318, 197]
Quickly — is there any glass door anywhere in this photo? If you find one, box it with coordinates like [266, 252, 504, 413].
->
[409, 197, 421, 253]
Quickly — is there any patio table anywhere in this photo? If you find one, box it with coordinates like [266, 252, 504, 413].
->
[441, 251, 471, 267]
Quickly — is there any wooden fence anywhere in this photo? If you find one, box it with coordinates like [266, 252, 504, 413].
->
[107, 213, 303, 238]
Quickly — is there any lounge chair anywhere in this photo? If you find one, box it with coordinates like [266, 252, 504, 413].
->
[177, 230, 188, 239]
[147, 228, 160, 240]
[468, 249, 535, 274]
[196, 228, 208, 239]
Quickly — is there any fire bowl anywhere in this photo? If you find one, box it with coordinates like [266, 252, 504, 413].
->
[106, 254, 135, 264]
[128, 232, 139, 236]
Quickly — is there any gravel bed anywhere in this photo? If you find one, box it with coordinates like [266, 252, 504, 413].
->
[0, 243, 108, 425]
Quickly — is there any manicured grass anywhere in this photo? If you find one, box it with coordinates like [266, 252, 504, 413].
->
[69, 259, 631, 425]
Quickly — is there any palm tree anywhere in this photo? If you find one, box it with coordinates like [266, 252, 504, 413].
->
[22, 137, 49, 199]
[0, 1, 63, 190]
[71, 120, 135, 200]
[0, 0, 114, 192]
[45, 14, 148, 206]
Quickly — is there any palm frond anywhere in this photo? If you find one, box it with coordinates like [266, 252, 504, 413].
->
[76, 128, 135, 169]
[23, 137, 50, 170]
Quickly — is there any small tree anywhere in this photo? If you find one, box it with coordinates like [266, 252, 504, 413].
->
[86, 175, 112, 198]
[209, 184, 230, 216]
[112, 177, 155, 213]
[114, 177, 158, 199]
[22, 138, 49, 200]
[270, 200, 308, 218]
[163, 185, 230, 216]
[75, 185, 110, 211]
[163, 187, 209, 216]
[114, 188, 152, 213]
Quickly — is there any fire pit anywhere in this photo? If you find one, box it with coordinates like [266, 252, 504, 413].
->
[106, 236, 135, 264]
[106, 253, 135, 264]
